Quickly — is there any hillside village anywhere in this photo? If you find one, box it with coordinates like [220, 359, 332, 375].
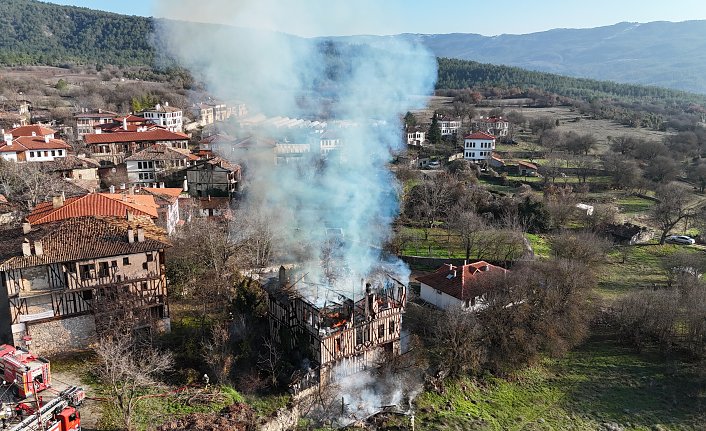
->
[0, 2, 705, 431]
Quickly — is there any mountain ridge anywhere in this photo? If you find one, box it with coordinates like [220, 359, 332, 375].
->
[1, 1, 705, 94]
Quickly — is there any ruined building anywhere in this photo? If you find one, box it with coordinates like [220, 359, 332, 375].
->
[263, 266, 406, 393]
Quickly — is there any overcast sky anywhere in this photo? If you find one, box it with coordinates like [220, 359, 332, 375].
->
[50, 0, 706, 37]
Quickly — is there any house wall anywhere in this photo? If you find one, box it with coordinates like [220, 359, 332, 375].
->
[463, 138, 495, 163]
[25, 149, 67, 162]
[0, 153, 18, 162]
[420, 283, 463, 309]
[186, 166, 237, 197]
[16, 314, 97, 354]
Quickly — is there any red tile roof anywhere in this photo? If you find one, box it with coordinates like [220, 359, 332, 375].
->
[27, 193, 158, 225]
[141, 188, 182, 205]
[464, 132, 496, 140]
[417, 261, 506, 301]
[125, 143, 193, 161]
[477, 116, 507, 124]
[0, 216, 169, 271]
[9, 125, 56, 137]
[517, 160, 538, 170]
[0, 136, 71, 153]
[84, 129, 189, 145]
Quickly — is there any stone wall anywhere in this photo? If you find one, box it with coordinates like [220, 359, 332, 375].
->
[19, 315, 96, 355]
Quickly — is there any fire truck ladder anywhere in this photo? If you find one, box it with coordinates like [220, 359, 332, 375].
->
[9, 386, 83, 431]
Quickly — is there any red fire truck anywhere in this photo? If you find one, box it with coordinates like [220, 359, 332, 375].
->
[5, 385, 84, 431]
[0, 345, 50, 399]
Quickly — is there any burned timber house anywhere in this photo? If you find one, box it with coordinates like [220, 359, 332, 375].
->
[0, 216, 171, 354]
[263, 266, 407, 393]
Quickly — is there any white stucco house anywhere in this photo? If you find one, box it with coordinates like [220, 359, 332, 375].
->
[463, 132, 496, 164]
[141, 103, 183, 133]
[0, 126, 71, 162]
[417, 261, 507, 311]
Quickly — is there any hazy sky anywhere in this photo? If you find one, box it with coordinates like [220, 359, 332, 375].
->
[50, 0, 706, 37]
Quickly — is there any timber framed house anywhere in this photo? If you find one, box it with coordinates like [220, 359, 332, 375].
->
[0, 216, 171, 354]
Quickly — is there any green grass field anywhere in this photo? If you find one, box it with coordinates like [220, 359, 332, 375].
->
[412, 334, 705, 431]
[597, 244, 702, 299]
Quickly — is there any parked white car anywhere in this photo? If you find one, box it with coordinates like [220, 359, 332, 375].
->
[665, 235, 696, 245]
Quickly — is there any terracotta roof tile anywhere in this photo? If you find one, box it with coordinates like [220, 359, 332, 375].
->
[84, 129, 188, 145]
[417, 261, 507, 301]
[0, 216, 169, 271]
[464, 132, 496, 140]
[27, 193, 158, 225]
[125, 144, 193, 161]
[0, 137, 70, 153]
[9, 125, 56, 137]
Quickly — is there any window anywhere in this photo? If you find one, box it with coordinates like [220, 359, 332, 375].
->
[43, 151, 48, 157]
[146, 253, 154, 262]
[123, 257, 130, 265]
[51, 151, 56, 156]
[29, 151, 34, 157]
[111, 260, 117, 267]
[79, 264, 93, 280]
[389, 320, 396, 335]
[98, 262, 109, 277]
[378, 324, 385, 338]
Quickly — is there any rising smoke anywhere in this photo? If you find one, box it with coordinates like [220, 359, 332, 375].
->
[155, 2, 436, 299]
[155, 1, 436, 423]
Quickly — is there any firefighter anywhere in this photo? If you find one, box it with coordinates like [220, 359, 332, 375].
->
[203, 374, 210, 389]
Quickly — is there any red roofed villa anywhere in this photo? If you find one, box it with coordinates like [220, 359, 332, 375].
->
[417, 261, 507, 310]
[0, 126, 71, 162]
[463, 132, 496, 164]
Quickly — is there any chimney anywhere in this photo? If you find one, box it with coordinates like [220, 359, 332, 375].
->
[52, 195, 64, 209]
[208, 195, 211, 201]
[127, 227, 134, 243]
[109, 185, 115, 194]
[159, 182, 165, 188]
[123, 117, 128, 130]
[98, 108, 102, 114]
[364, 282, 372, 318]
[34, 240, 43, 256]
[120, 183, 126, 190]
[481, 265, 490, 272]
[22, 239, 31, 257]
[129, 186, 134, 195]
[94, 127, 101, 134]
[453, 270, 457, 278]
[44, 135, 50, 143]
[3, 133, 12, 144]
[22, 221, 31, 234]
[279, 265, 286, 287]
[183, 177, 188, 192]
[164, 102, 169, 107]
[137, 226, 144, 242]
[126, 209, 133, 221]
[31, 132, 36, 137]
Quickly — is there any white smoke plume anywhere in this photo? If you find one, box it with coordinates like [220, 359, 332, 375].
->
[154, 3, 435, 293]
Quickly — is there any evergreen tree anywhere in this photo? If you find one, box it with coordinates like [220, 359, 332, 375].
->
[428, 113, 442, 145]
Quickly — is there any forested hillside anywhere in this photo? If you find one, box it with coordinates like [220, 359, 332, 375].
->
[0, 0, 154, 66]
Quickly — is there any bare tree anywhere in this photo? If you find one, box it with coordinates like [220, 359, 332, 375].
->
[651, 183, 694, 245]
[94, 331, 174, 431]
[202, 323, 235, 384]
[432, 306, 483, 377]
[404, 174, 453, 240]
[258, 337, 283, 388]
[549, 231, 611, 264]
[448, 209, 486, 261]
[0, 159, 71, 212]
